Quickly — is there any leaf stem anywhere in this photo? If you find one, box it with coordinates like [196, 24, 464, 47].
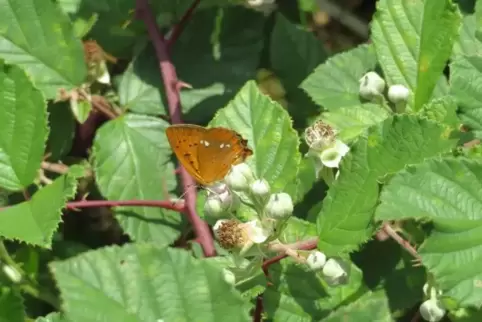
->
[135, 0, 216, 257]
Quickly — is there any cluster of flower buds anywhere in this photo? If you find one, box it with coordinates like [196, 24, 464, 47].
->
[419, 283, 445, 322]
[306, 251, 349, 286]
[304, 120, 350, 179]
[359, 71, 410, 111]
[205, 163, 294, 255]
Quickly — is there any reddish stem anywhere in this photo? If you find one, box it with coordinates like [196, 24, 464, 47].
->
[253, 295, 264, 322]
[135, 0, 215, 257]
[166, 0, 201, 50]
[66, 199, 185, 212]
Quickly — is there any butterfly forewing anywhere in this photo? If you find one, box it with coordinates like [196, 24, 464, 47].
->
[166, 124, 252, 186]
[166, 124, 206, 184]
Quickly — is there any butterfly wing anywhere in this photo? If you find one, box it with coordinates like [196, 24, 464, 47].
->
[197, 127, 253, 184]
[166, 124, 207, 185]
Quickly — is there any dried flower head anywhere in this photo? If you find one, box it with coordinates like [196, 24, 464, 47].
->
[304, 120, 337, 151]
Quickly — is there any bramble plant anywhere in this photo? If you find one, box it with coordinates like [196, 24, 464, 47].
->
[0, 0, 481, 321]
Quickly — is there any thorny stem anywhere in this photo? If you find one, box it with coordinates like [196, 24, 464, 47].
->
[380, 223, 421, 260]
[135, 0, 216, 257]
[262, 238, 318, 276]
[66, 199, 185, 212]
[166, 0, 201, 50]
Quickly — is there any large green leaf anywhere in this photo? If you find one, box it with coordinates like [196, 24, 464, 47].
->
[301, 44, 377, 111]
[0, 63, 47, 191]
[322, 292, 392, 322]
[46, 102, 75, 161]
[0, 166, 84, 247]
[452, 14, 482, 58]
[210, 81, 301, 194]
[270, 13, 326, 89]
[118, 7, 264, 123]
[93, 114, 183, 245]
[450, 54, 482, 138]
[58, 0, 241, 57]
[371, 0, 460, 111]
[0, 288, 24, 322]
[322, 103, 390, 143]
[35, 312, 70, 322]
[375, 158, 482, 307]
[0, 0, 86, 99]
[50, 244, 251, 322]
[263, 258, 365, 321]
[314, 115, 456, 256]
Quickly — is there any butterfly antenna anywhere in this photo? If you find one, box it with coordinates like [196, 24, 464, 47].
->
[171, 183, 198, 208]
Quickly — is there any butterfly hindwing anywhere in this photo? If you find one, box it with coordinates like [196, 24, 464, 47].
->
[166, 124, 253, 186]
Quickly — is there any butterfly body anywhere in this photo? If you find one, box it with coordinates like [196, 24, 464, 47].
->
[166, 124, 252, 186]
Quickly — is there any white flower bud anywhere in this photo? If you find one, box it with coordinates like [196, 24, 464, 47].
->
[306, 251, 327, 270]
[222, 268, 236, 285]
[264, 193, 293, 219]
[322, 258, 348, 285]
[204, 187, 239, 217]
[250, 179, 270, 199]
[419, 299, 446, 322]
[388, 84, 410, 104]
[224, 163, 255, 191]
[359, 71, 385, 100]
[2, 265, 21, 283]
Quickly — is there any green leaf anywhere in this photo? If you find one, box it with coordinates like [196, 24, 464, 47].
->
[418, 96, 460, 128]
[0, 64, 47, 191]
[50, 244, 251, 322]
[0, 0, 86, 99]
[0, 166, 84, 247]
[374, 158, 482, 307]
[93, 114, 183, 245]
[322, 292, 392, 322]
[315, 115, 456, 256]
[59, 0, 241, 57]
[263, 259, 366, 321]
[70, 98, 92, 124]
[46, 102, 75, 161]
[301, 44, 377, 110]
[210, 81, 301, 194]
[270, 14, 326, 89]
[0, 288, 24, 322]
[35, 312, 70, 322]
[371, 0, 460, 111]
[119, 7, 264, 123]
[450, 54, 482, 137]
[452, 15, 482, 58]
[322, 103, 390, 143]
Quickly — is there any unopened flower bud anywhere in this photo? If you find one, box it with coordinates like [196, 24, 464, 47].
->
[359, 71, 385, 100]
[223, 268, 236, 285]
[306, 251, 327, 270]
[204, 186, 239, 217]
[264, 193, 293, 219]
[419, 299, 446, 322]
[250, 179, 270, 201]
[388, 84, 410, 104]
[225, 163, 255, 191]
[2, 265, 21, 283]
[322, 258, 348, 286]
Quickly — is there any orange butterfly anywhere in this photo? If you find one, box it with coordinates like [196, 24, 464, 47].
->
[166, 124, 253, 186]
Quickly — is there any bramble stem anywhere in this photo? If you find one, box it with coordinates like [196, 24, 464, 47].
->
[135, 0, 215, 257]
